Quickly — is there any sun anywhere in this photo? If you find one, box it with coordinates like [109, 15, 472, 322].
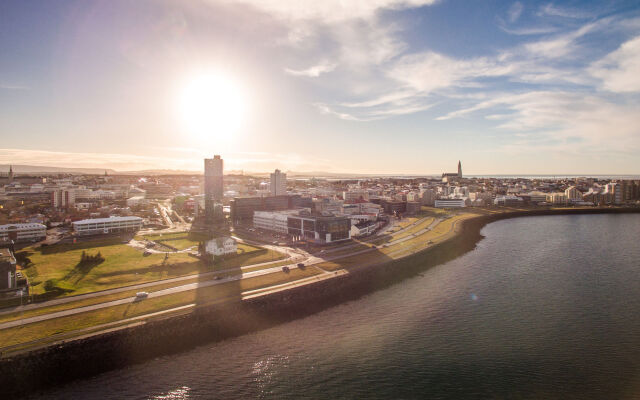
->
[178, 73, 247, 141]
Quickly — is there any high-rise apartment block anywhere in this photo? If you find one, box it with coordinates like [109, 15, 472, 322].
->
[270, 169, 287, 196]
[204, 155, 223, 222]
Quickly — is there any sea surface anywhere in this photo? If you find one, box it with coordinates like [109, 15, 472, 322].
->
[32, 214, 640, 399]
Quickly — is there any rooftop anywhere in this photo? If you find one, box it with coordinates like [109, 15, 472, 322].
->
[72, 216, 142, 225]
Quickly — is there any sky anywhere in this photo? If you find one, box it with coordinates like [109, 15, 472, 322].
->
[1, 0, 639, 175]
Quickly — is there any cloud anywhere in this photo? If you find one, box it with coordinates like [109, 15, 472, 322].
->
[285, 62, 337, 77]
[590, 35, 640, 93]
[224, 0, 438, 23]
[538, 3, 595, 19]
[0, 84, 29, 90]
[508, 2, 524, 23]
[498, 25, 559, 36]
[437, 91, 640, 155]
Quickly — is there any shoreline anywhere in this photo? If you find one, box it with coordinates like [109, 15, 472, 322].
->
[2, 207, 639, 396]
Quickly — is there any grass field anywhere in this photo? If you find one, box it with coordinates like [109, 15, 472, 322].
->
[138, 232, 210, 250]
[0, 268, 322, 349]
[18, 238, 202, 297]
[17, 238, 286, 299]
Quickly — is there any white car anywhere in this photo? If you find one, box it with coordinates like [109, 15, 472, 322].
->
[136, 292, 149, 298]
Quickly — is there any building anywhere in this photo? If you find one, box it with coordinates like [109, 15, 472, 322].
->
[253, 210, 351, 244]
[350, 221, 378, 237]
[139, 183, 172, 198]
[405, 201, 421, 215]
[343, 190, 369, 203]
[379, 199, 406, 215]
[253, 210, 292, 233]
[565, 186, 581, 200]
[494, 195, 523, 206]
[434, 199, 466, 208]
[442, 161, 463, 182]
[0, 248, 17, 290]
[52, 189, 76, 209]
[0, 223, 47, 244]
[420, 188, 436, 206]
[205, 236, 237, 256]
[126, 196, 148, 207]
[270, 169, 287, 196]
[546, 193, 567, 205]
[287, 212, 351, 244]
[230, 195, 293, 223]
[204, 155, 224, 222]
[72, 216, 142, 236]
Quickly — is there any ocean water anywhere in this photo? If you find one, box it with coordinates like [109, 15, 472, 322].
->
[31, 214, 640, 400]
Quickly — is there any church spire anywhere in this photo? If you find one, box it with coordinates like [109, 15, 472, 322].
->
[457, 160, 462, 178]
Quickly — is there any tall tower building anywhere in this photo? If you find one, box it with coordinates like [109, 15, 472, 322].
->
[457, 160, 462, 178]
[8, 165, 13, 184]
[270, 169, 287, 196]
[204, 155, 223, 222]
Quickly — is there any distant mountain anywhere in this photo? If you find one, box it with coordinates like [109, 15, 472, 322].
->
[0, 164, 118, 175]
[0, 164, 437, 178]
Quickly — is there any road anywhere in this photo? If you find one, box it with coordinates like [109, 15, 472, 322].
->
[0, 261, 314, 330]
[1, 216, 452, 336]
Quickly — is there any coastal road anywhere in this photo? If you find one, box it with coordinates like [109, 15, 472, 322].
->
[0, 247, 305, 317]
[1, 218, 451, 332]
[0, 261, 314, 330]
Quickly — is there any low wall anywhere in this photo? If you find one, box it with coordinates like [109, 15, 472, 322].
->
[1, 207, 638, 396]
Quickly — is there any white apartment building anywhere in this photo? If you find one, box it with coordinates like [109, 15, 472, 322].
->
[270, 169, 287, 196]
[0, 223, 47, 243]
[434, 199, 466, 208]
[546, 193, 568, 205]
[72, 216, 143, 236]
[565, 186, 582, 200]
[253, 210, 293, 233]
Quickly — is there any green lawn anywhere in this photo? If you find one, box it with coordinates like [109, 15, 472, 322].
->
[0, 267, 322, 350]
[212, 243, 286, 270]
[138, 232, 210, 250]
[18, 238, 204, 297]
[16, 237, 287, 300]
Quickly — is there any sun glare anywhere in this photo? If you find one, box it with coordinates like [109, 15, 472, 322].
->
[178, 73, 247, 141]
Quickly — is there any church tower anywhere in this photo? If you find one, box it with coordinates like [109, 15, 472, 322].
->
[8, 165, 13, 184]
[457, 160, 462, 178]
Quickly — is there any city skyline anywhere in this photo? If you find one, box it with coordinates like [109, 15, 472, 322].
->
[2, 0, 640, 174]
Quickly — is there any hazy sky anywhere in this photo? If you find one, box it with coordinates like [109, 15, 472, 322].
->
[1, 0, 639, 174]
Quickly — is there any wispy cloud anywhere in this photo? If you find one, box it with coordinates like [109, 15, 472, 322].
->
[590, 35, 640, 93]
[508, 2, 524, 23]
[222, 0, 438, 23]
[0, 83, 29, 90]
[538, 3, 595, 19]
[498, 25, 559, 36]
[284, 62, 336, 77]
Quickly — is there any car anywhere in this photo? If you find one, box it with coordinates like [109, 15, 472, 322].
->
[136, 292, 149, 298]
[282, 266, 290, 273]
[297, 263, 305, 269]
